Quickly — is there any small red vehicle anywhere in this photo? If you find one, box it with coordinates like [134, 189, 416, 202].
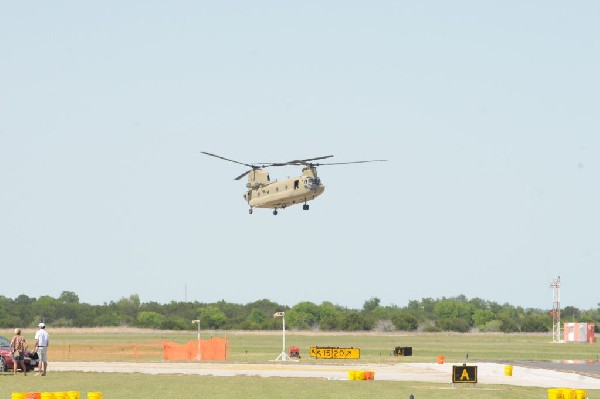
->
[289, 346, 300, 359]
[0, 335, 37, 372]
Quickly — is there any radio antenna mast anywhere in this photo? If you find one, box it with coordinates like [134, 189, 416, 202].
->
[550, 276, 561, 343]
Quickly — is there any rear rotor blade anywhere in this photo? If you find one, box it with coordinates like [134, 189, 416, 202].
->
[267, 155, 334, 167]
[313, 159, 387, 166]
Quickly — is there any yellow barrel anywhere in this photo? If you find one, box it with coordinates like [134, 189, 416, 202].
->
[67, 392, 80, 399]
[54, 393, 66, 399]
[347, 370, 356, 380]
[575, 390, 587, 399]
[548, 388, 563, 399]
[561, 389, 575, 399]
[40, 393, 54, 399]
[12, 393, 26, 399]
[437, 355, 445, 364]
[355, 371, 365, 380]
[504, 365, 513, 376]
[87, 393, 102, 399]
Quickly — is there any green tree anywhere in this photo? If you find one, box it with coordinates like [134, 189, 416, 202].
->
[14, 295, 35, 306]
[497, 304, 524, 332]
[362, 297, 381, 313]
[580, 307, 600, 331]
[162, 315, 189, 330]
[437, 318, 470, 332]
[339, 311, 372, 331]
[114, 294, 141, 325]
[521, 311, 550, 332]
[472, 309, 495, 328]
[433, 299, 474, 327]
[199, 306, 228, 329]
[318, 302, 341, 331]
[480, 319, 503, 332]
[94, 312, 124, 326]
[562, 306, 581, 322]
[31, 295, 61, 325]
[72, 303, 97, 327]
[58, 291, 80, 304]
[242, 308, 267, 329]
[214, 300, 246, 329]
[136, 311, 165, 329]
[0, 296, 17, 327]
[287, 302, 320, 329]
[391, 310, 419, 331]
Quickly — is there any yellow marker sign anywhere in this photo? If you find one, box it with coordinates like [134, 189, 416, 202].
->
[452, 365, 477, 383]
[309, 346, 360, 359]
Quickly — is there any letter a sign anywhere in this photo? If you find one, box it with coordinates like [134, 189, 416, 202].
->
[452, 365, 477, 384]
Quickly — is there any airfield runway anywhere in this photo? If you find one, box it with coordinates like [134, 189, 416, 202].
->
[51, 361, 600, 389]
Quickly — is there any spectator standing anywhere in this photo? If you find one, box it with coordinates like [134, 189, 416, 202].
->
[33, 322, 49, 376]
[10, 328, 28, 376]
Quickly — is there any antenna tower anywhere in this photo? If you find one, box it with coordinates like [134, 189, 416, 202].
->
[550, 276, 561, 343]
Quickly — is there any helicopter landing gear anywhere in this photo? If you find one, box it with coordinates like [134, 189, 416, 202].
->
[249, 208, 253, 214]
[303, 204, 309, 211]
[273, 209, 278, 215]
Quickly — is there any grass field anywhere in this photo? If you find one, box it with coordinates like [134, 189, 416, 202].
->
[1, 329, 599, 399]
[1, 372, 560, 399]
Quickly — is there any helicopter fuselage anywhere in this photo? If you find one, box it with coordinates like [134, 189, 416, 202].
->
[243, 167, 324, 210]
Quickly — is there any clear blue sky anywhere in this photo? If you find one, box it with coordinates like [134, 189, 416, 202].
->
[1, 2, 598, 310]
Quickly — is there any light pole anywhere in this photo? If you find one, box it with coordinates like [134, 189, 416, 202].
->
[273, 312, 293, 361]
[192, 319, 201, 360]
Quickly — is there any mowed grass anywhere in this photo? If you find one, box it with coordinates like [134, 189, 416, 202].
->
[1, 329, 598, 399]
[0, 372, 566, 399]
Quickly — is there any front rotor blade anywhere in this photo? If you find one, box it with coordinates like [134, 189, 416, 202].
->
[234, 169, 253, 181]
[201, 151, 255, 168]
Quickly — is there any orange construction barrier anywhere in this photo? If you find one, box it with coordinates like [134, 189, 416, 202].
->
[163, 337, 228, 360]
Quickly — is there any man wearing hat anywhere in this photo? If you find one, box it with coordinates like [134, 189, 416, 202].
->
[33, 322, 49, 376]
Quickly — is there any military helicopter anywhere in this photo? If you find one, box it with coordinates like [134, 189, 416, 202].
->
[201, 151, 386, 215]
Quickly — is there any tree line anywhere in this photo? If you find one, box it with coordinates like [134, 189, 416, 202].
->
[0, 292, 598, 333]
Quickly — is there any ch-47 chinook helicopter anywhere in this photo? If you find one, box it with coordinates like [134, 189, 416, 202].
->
[201, 151, 387, 215]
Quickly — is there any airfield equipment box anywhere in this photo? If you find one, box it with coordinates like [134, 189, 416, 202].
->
[393, 346, 412, 356]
